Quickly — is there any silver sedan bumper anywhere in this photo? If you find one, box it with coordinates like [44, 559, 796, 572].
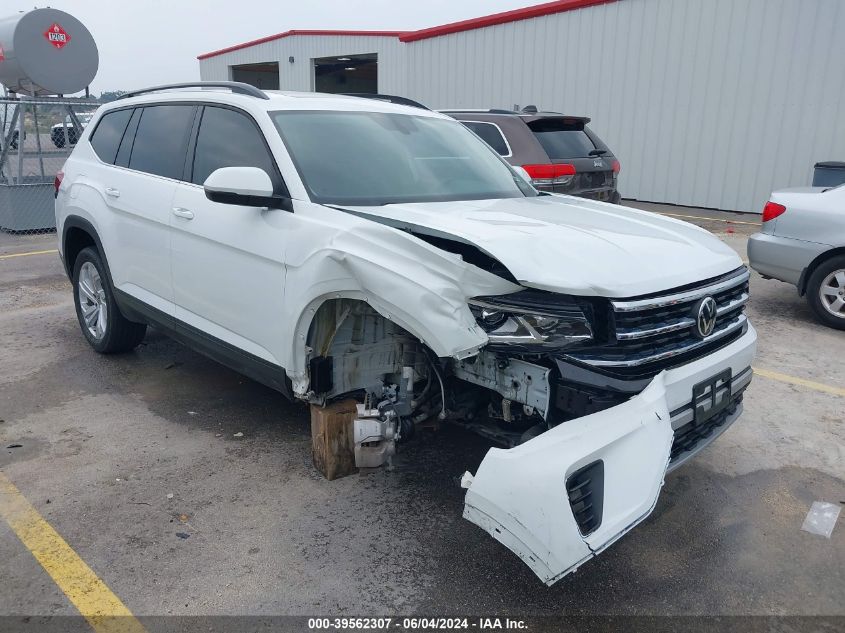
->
[748, 232, 831, 287]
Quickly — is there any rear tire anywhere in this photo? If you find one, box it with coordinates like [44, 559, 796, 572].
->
[72, 247, 147, 353]
[806, 254, 845, 330]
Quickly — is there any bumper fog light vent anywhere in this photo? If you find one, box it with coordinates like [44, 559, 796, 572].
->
[566, 460, 605, 536]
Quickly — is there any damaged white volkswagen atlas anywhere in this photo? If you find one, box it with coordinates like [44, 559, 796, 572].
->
[55, 83, 756, 586]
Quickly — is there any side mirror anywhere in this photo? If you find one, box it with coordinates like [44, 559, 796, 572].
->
[203, 167, 290, 210]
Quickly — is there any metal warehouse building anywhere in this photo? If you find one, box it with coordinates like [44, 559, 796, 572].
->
[198, 0, 845, 214]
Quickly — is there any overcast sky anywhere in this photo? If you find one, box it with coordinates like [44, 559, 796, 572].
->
[11, 1, 539, 94]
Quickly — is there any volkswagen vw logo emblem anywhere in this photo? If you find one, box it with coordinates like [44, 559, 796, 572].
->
[693, 296, 718, 338]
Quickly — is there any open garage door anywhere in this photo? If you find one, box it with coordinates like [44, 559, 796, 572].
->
[230, 62, 280, 90]
[314, 53, 377, 94]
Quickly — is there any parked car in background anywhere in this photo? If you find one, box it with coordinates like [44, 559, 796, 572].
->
[442, 106, 621, 203]
[56, 83, 755, 586]
[748, 184, 845, 330]
[51, 113, 95, 148]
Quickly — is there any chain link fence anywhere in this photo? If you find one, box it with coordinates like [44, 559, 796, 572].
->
[1, 96, 100, 235]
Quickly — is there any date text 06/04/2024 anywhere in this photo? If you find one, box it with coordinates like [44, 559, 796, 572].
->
[307, 618, 529, 630]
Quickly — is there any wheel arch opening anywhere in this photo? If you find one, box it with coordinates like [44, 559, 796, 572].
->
[298, 296, 436, 403]
[799, 247, 845, 295]
[63, 225, 97, 277]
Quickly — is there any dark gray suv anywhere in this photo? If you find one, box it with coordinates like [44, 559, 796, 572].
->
[443, 107, 621, 203]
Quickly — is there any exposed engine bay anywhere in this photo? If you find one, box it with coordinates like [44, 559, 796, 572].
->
[303, 297, 601, 468]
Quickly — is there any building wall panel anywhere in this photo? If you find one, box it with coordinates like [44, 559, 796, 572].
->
[199, 35, 405, 94]
[199, 0, 845, 213]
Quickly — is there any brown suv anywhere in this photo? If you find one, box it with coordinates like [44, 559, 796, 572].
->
[443, 107, 621, 203]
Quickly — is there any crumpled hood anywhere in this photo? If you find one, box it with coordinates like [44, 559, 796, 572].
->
[344, 195, 743, 297]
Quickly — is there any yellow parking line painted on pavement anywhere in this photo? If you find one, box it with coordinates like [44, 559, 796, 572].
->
[0, 248, 58, 260]
[753, 367, 845, 397]
[0, 472, 147, 633]
[655, 211, 760, 226]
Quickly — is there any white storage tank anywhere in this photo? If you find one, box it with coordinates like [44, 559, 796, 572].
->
[0, 8, 98, 96]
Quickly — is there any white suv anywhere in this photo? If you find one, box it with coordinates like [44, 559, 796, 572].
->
[55, 82, 756, 586]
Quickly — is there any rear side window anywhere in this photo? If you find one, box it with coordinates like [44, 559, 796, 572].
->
[128, 105, 195, 179]
[461, 121, 510, 156]
[527, 118, 597, 159]
[191, 106, 278, 187]
[89, 109, 133, 164]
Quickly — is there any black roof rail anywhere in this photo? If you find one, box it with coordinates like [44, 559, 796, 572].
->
[341, 93, 429, 110]
[118, 81, 269, 101]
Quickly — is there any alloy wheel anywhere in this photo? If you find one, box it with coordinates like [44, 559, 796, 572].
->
[818, 269, 845, 319]
[77, 261, 108, 339]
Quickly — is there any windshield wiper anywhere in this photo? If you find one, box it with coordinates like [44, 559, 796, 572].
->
[588, 149, 608, 156]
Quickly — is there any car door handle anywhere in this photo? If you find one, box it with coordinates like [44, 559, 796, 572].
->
[105, 187, 120, 198]
[172, 207, 194, 220]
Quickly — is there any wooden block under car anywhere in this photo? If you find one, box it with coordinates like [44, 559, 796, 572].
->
[310, 399, 358, 480]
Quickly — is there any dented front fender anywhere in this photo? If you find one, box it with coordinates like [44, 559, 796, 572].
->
[462, 373, 673, 585]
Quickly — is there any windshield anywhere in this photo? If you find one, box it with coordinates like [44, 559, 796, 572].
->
[272, 111, 535, 206]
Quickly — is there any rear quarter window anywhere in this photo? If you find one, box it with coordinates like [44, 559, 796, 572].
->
[460, 121, 511, 156]
[527, 118, 597, 159]
[89, 109, 133, 164]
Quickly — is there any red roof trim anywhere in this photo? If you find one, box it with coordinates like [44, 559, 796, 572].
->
[197, 0, 620, 59]
[399, 0, 617, 42]
[197, 30, 406, 60]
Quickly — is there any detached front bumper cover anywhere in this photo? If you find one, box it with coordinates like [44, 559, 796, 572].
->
[462, 372, 673, 585]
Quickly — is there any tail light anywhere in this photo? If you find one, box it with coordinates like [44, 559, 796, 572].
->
[762, 201, 786, 222]
[522, 163, 576, 186]
[54, 170, 64, 198]
[612, 159, 621, 174]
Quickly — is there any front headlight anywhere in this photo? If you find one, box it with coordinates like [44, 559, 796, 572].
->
[469, 290, 593, 349]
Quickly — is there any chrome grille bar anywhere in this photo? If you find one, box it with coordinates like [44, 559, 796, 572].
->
[568, 314, 747, 368]
[611, 269, 750, 312]
[616, 318, 694, 340]
[717, 292, 749, 316]
[615, 292, 748, 341]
